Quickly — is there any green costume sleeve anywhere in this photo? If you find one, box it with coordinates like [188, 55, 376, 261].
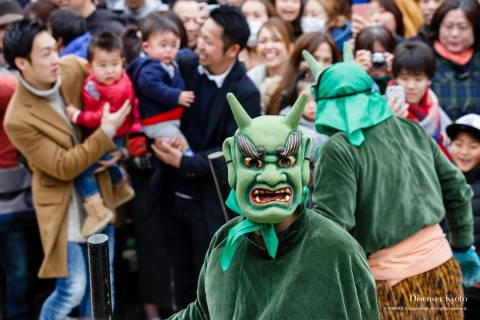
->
[312, 134, 357, 231]
[349, 242, 381, 320]
[430, 138, 474, 247]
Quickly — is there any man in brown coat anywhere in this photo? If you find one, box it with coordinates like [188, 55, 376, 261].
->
[2, 19, 130, 318]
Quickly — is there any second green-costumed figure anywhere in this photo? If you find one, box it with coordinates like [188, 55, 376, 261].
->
[303, 49, 480, 320]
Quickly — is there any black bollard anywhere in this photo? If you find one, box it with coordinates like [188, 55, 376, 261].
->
[208, 151, 231, 221]
[87, 234, 112, 320]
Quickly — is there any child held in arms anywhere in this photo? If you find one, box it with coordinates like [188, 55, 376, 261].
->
[66, 32, 136, 237]
[388, 40, 451, 156]
[127, 15, 195, 155]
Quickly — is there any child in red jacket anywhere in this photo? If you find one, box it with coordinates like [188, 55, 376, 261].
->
[66, 32, 135, 236]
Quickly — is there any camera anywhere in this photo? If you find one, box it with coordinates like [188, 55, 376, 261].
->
[371, 52, 386, 70]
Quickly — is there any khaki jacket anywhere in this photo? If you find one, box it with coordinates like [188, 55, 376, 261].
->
[3, 56, 116, 278]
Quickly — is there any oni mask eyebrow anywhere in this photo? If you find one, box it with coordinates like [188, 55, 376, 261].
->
[236, 134, 264, 160]
[277, 131, 301, 158]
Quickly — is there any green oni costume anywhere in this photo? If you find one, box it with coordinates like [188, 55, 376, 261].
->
[169, 93, 380, 320]
[304, 51, 480, 320]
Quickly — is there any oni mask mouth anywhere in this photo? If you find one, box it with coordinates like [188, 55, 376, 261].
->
[250, 187, 293, 205]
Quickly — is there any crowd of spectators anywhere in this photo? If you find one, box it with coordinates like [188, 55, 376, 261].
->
[1, 0, 480, 319]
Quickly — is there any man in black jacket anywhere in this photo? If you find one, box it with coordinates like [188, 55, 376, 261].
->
[152, 5, 261, 309]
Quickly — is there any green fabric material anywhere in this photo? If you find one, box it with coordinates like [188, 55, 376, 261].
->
[312, 62, 393, 146]
[225, 189, 242, 214]
[169, 209, 380, 320]
[220, 218, 278, 271]
[312, 116, 474, 254]
[223, 190, 279, 271]
[221, 188, 310, 271]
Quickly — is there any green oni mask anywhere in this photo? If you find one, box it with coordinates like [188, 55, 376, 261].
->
[223, 93, 312, 224]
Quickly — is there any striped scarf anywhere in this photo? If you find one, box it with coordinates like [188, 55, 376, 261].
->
[407, 89, 451, 158]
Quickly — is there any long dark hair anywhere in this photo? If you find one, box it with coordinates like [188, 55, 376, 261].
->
[272, 0, 305, 40]
[281, 67, 315, 110]
[374, 0, 405, 37]
[267, 31, 340, 115]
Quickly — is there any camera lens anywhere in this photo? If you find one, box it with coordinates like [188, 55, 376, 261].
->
[371, 52, 386, 70]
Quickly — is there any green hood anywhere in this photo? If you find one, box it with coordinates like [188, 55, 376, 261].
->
[303, 51, 393, 146]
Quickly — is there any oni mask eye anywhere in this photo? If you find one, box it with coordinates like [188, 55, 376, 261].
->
[243, 157, 263, 169]
[278, 156, 296, 168]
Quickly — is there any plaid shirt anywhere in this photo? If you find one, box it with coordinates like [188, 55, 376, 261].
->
[431, 51, 480, 121]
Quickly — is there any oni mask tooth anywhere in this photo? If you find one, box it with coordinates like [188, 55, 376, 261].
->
[255, 196, 261, 202]
[285, 195, 291, 201]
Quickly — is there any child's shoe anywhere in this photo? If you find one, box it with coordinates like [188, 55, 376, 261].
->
[81, 196, 114, 237]
[113, 179, 135, 207]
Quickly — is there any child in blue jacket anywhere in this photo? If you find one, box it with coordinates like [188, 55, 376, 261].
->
[128, 15, 194, 154]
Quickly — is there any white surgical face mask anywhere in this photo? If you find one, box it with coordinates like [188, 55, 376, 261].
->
[247, 20, 264, 47]
[301, 17, 326, 34]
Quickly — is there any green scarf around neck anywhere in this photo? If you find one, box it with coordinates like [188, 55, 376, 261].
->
[220, 187, 310, 271]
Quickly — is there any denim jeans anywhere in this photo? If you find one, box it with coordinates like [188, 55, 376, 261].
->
[39, 225, 115, 320]
[76, 138, 124, 199]
[0, 223, 34, 320]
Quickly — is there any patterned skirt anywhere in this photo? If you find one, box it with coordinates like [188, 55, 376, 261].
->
[376, 258, 465, 320]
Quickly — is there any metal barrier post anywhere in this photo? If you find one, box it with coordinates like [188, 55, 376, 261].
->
[87, 234, 112, 320]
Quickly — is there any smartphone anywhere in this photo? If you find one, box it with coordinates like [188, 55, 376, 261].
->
[385, 85, 406, 105]
[351, 3, 370, 21]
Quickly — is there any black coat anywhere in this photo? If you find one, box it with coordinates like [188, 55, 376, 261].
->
[167, 50, 261, 235]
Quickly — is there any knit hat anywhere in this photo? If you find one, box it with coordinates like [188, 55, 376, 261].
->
[446, 114, 480, 141]
[303, 50, 393, 147]
[0, 0, 23, 27]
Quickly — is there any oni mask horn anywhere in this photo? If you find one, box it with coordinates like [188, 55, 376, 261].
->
[285, 92, 307, 129]
[343, 41, 355, 63]
[226, 92, 307, 130]
[302, 50, 324, 80]
[226, 92, 252, 130]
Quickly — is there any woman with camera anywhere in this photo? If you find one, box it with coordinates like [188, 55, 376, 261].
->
[354, 25, 396, 94]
